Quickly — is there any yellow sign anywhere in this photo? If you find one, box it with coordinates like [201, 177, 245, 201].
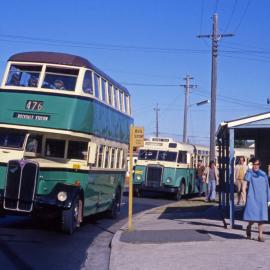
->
[128, 125, 144, 232]
[131, 127, 144, 147]
[135, 170, 143, 175]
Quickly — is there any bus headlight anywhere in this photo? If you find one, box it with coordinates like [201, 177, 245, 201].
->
[136, 175, 142, 181]
[57, 191, 67, 202]
[166, 177, 172, 183]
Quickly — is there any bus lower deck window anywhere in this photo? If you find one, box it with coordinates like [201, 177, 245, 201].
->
[45, 139, 65, 158]
[67, 141, 88, 160]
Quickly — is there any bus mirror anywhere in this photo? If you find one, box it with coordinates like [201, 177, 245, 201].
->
[88, 143, 96, 164]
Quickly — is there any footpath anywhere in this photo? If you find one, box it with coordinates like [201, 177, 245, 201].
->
[109, 197, 270, 270]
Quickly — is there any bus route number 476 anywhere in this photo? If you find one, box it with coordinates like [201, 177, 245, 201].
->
[25, 100, 44, 111]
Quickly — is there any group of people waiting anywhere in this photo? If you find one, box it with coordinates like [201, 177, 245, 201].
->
[196, 156, 270, 242]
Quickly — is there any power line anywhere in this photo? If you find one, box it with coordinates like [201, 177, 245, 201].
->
[199, 0, 205, 34]
[223, 0, 238, 32]
[234, 0, 251, 33]
[0, 34, 210, 55]
[120, 82, 179, 87]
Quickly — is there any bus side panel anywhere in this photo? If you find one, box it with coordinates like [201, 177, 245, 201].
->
[38, 170, 98, 216]
[91, 171, 125, 213]
[0, 164, 7, 190]
[0, 91, 133, 144]
[92, 101, 133, 144]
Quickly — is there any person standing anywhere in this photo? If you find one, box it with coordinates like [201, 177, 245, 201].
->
[204, 161, 219, 202]
[196, 160, 205, 196]
[244, 158, 270, 242]
[235, 156, 248, 205]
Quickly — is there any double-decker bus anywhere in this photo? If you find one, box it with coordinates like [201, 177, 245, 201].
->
[0, 51, 133, 233]
[133, 137, 209, 200]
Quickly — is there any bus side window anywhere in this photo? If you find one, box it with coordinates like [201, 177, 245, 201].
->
[178, 151, 187, 163]
[67, 141, 88, 160]
[83, 70, 93, 95]
[45, 139, 65, 158]
[98, 145, 104, 167]
[111, 148, 116, 168]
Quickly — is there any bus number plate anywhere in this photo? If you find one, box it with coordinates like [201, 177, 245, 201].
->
[25, 100, 44, 111]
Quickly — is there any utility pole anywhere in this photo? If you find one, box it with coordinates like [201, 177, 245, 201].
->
[154, 103, 160, 137]
[197, 13, 233, 161]
[180, 75, 197, 143]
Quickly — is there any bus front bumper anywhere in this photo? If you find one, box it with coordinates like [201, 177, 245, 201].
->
[133, 184, 178, 194]
[0, 186, 76, 217]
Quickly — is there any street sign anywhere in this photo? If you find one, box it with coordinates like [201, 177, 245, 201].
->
[131, 127, 144, 147]
[128, 126, 144, 231]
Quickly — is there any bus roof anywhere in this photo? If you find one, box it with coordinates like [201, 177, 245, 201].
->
[8, 51, 129, 94]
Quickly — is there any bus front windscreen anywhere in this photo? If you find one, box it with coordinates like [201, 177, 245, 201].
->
[158, 151, 177, 162]
[0, 130, 26, 149]
[138, 150, 157, 160]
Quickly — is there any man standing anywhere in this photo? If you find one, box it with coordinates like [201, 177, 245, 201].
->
[204, 161, 219, 202]
[196, 160, 205, 196]
[235, 156, 248, 205]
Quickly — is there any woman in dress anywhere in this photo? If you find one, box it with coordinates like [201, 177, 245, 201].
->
[244, 158, 270, 242]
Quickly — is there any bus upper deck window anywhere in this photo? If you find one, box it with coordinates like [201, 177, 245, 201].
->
[82, 70, 93, 95]
[6, 64, 41, 87]
[42, 67, 78, 91]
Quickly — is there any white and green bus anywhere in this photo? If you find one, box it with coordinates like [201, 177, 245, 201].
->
[0, 51, 133, 233]
[133, 137, 209, 200]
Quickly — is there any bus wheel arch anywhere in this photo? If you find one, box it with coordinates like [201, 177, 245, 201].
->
[61, 189, 84, 234]
[174, 179, 186, 201]
[107, 185, 121, 219]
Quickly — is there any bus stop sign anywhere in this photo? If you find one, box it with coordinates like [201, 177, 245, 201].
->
[131, 127, 144, 147]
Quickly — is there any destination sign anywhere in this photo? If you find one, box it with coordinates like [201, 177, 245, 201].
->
[13, 112, 50, 121]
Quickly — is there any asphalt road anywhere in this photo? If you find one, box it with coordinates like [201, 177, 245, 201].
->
[0, 192, 174, 270]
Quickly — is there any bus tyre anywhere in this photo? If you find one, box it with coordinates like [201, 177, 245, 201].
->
[175, 182, 185, 201]
[134, 188, 142, 198]
[108, 188, 121, 219]
[61, 196, 82, 234]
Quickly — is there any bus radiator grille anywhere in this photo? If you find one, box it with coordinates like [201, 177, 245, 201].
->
[146, 166, 163, 187]
[4, 160, 38, 212]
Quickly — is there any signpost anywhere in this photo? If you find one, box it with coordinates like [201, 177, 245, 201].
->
[128, 126, 144, 231]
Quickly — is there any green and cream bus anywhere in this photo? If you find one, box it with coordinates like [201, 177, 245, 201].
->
[133, 137, 209, 200]
[0, 51, 133, 233]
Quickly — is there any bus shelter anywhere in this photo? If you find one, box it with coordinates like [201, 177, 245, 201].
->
[216, 112, 270, 228]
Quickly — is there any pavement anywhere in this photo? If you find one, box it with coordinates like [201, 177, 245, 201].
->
[109, 197, 270, 270]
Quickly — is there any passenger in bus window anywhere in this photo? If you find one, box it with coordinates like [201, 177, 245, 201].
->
[9, 72, 21, 86]
[53, 79, 65, 90]
[28, 76, 38, 87]
[26, 137, 38, 153]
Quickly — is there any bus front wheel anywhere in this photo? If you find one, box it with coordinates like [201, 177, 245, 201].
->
[174, 182, 185, 201]
[61, 196, 82, 234]
[107, 188, 121, 219]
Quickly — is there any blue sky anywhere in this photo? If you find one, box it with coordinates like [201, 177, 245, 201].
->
[1, 0, 270, 145]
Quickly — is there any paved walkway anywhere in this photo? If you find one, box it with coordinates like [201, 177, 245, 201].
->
[110, 197, 270, 270]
